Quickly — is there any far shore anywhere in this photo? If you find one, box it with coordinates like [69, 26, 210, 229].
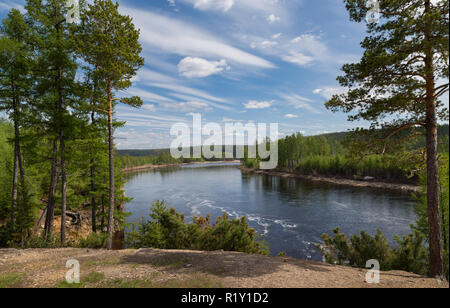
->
[123, 161, 419, 193]
[122, 160, 241, 173]
[238, 166, 419, 193]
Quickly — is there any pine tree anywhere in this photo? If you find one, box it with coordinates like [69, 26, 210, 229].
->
[0, 9, 32, 232]
[26, 0, 80, 241]
[77, 0, 144, 249]
[326, 0, 449, 277]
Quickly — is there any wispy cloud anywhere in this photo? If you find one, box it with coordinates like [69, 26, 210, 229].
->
[244, 100, 273, 109]
[279, 94, 321, 113]
[121, 6, 274, 69]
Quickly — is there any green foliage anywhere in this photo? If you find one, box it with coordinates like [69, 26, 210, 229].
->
[319, 157, 449, 279]
[118, 153, 182, 169]
[413, 154, 450, 278]
[78, 232, 109, 249]
[0, 272, 24, 288]
[20, 234, 64, 249]
[126, 201, 269, 255]
[83, 271, 105, 284]
[318, 228, 429, 275]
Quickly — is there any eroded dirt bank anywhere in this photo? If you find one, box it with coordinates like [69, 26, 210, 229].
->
[0, 248, 446, 288]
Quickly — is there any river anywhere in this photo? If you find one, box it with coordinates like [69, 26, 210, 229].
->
[124, 162, 417, 260]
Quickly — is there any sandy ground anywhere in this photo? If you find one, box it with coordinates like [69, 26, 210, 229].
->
[0, 248, 446, 288]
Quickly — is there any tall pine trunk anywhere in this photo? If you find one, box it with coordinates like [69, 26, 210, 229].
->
[90, 85, 97, 233]
[424, 0, 444, 278]
[44, 138, 59, 238]
[90, 163, 96, 233]
[60, 128, 67, 243]
[10, 82, 20, 228]
[11, 110, 19, 227]
[106, 80, 115, 250]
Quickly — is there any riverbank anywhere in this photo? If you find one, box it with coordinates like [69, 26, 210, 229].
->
[0, 248, 446, 288]
[122, 160, 240, 173]
[239, 166, 419, 193]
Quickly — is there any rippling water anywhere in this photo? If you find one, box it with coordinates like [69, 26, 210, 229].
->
[124, 163, 417, 260]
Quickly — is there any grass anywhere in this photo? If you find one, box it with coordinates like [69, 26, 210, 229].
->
[55, 271, 105, 288]
[83, 271, 105, 283]
[0, 272, 24, 288]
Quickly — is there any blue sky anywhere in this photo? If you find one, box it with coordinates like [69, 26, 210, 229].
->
[1, 0, 374, 149]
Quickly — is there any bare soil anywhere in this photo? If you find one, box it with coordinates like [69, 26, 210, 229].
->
[0, 248, 446, 288]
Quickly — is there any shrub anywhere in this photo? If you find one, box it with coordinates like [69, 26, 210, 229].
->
[318, 228, 435, 278]
[126, 200, 269, 255]
[318, 228, 394, 270]
[78, 232, 109, 249]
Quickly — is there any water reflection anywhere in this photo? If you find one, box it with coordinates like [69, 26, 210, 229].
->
[124, 163, 416, 260]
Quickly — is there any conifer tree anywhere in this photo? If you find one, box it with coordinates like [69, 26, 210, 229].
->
[77, 0, 143, 249]
[26, 0, 79, 241]
[326, 0, 449, 277]
[0, 9, 32, 231]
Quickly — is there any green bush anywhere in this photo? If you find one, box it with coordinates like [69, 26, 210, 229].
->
[318, 228, 428, 275]
[126, 200, 269, 255]
[78, 232, 109, 249]
[20, 234, 64, 249]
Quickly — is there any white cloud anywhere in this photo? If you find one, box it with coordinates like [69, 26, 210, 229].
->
[181, 0, 284, 14]
[272, 33, 282, 39]
[178, 57, 230, 78]
[267, 14, 280, 24]
[280, 94, 320, 113]
[124, 87, 175, 104]
[285, 114, 299, 119]
[162, 101, 213, 112]
[122, 6, 274, 69]
[260, 40, 278, 48]
[142, 104, 157, 112]
[194, 0, 234, 12]
[282, 51, 314, 66]
[313, 87, 348, 100]
[148, 83, 228, 103]
[244, 100, 273, 109]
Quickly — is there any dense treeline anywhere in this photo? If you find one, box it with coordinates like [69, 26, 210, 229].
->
[118, 153, 182, 169]
[243, 126, 449, 183]
[0, 0, 143, 248]
[117, 146, 240, 169]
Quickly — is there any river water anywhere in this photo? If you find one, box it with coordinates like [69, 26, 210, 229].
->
[124, 163, 417, 260]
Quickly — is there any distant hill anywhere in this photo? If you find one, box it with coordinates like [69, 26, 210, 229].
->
[118, 124, 449, 157]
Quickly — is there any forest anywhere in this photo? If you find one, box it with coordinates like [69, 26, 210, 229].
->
[243, 125, 449, 183]
[0, 0, 143, 249]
